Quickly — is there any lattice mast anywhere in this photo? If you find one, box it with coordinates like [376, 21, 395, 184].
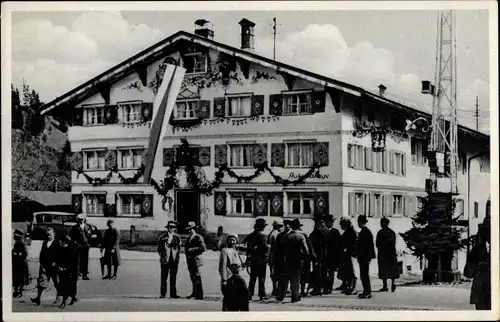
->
[429, 10, 458, 195]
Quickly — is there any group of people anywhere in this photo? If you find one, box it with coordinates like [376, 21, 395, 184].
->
[12, 214, 122, 309]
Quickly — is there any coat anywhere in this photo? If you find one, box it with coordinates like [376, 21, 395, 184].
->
[273, 230, 290, 270]
[39, 239, 60, 268]
[469, 243, 491, 307]
[282, 230, 310, 264]
[69, 223, 92, 249]
[267, 230, 279, 266]
[245, 230, 270, 265]
[327, 227, 342, 269]
[12, 240, 28, 287]
[222, 274, 250, 311]
[102, 227, 121, 266]
[376, 227, 400, 279]
[56, 243, 79, 297]
[309, 227, 329, 262]
[337, 227, 357, 281]
[356, 226, 376, 262]
[185, 233, 206, 267]
[157, 232, 181, 265]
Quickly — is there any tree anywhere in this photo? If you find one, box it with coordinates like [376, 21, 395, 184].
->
[11, 85, 24, 129]
[400, 193, 468, 283]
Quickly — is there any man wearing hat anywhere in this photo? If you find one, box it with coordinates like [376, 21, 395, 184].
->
[324, 215, 341, 294]
[244, 218, 270, 300]
[309, 214, 329, 296]
[69, 213, 92, 280]
[157, 221, 181, 298]
[184, 221, 206, 300]
[12, 229, 28, 298]
[276, 218, 310, 303]
[356, 215, 376, 299]
[267, 220, 284, 296]
[101, 220, 121, 280]
[273, 219, 292, 297]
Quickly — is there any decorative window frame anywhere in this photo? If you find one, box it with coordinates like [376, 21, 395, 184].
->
[281, 89, 314, 116]
[117, 146, 145, 170]
[117, 100, 143, 124]
[174, 99, 199, 120]
[184, 52, 208, 75]
[81, 103, 105, 126]
[283, 139, 317, 168]
[116, 191, 144, 218]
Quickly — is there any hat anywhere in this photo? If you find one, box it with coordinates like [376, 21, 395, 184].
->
[185, 221, 197, 230]
[283, 219, 292, 226]
[291, 218, 303, 229]
[325, 214, 335, 223]
[166, 221, 178, 228]
[357, 215, 368, 224]
[13, 229, 24, 238]
[77, 213, 87, 220]
[254, 218, 268, 229]
[272, 220, 284, 227]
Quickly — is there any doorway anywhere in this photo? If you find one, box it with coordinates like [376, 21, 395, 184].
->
[175, 190, 200, 231]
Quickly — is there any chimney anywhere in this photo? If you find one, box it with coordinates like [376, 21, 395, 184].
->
[239, 18, 255, 51]
[378, 84, 387, 96]
[194, 19, 214, 39]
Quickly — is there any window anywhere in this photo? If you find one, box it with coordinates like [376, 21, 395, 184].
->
[175, 100, 198, 120]
[347, 144, 365, 170]
[411, 138, 427, 166]
[228, 96, 251, 116]
[119, 102, 142, 123]
[392, 194, 404, 216]
[354, 192, 366, 216]
[372, 150, 387, 172]
[83, 105, 104, 125]
[229, 144, 255, 167]
[119, 194, 143, 216]
[390, 151, 406, 175]
[371, 193, 383, 217]
[85, 194, 105, 216]
[474, 202, 479, 218]
[287, 192, 313, 216]
[230, 192, 254, 216]
[83, 150, 106, 170]
[287, 143, 313, 167]
[118, 148, 143, 169]
[184, 53, 207, 74]
[283, 92, 312, 115]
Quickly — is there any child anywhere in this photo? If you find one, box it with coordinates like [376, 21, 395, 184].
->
[222, 263, 249, 311]
[12, 229, 28, 298]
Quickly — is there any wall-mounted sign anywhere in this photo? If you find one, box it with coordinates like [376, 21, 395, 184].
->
[289, 171, 329, 180]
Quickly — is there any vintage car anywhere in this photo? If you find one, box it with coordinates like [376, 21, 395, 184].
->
[28, 211, 102, 247]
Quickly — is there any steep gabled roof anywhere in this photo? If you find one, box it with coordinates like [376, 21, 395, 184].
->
[39, 30, 489, 141]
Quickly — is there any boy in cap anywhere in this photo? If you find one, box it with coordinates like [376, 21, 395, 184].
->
[12, 229, 28, 298]
[157, 221, 181, 298]
[267, 220, 284, 296]
[222, 263, 249, 311]
[184, 222, 206, 300]
[69, 213, 92, 280]
[244, 218, 270, 300]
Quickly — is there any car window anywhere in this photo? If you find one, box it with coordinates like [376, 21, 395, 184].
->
[44, 215, 52, 223]
[51, 215, 63, 224]
[63, 215, 77, 223]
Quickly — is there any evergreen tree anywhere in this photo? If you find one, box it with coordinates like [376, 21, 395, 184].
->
[11, 85, 24, 129]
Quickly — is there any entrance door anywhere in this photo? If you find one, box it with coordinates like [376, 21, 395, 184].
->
[175, 190, 200, 231]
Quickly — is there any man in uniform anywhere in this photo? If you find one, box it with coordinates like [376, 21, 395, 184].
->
[309, 214, 330, 295]
[325, 215, 341, 294]
[276, 219, 309, 303]
[184, 221, 206, 300]
[267, 220, 283, 296]
[244, 218, 270, 300]
[157, 221, 181, 299]
[69, 213, 92, 280]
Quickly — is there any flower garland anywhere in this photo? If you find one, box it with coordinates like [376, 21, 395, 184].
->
[171, 115, 280, 133]
[76, 164, 145, 186]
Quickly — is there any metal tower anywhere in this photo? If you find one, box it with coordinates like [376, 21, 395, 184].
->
[429, 10, 458, 195]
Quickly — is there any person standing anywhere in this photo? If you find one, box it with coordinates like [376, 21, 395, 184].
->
[244, 218, 270, 300]
[12, 229, 28, 298]
[376, 217, 400, 292]
[222, 263, 250, 311]
[469, 214, 491, 310]
[69, 213, 92, 280]
[101, 220, 121, 280]
[324, 215, 341, 294]
[338, 216, 358, 295]
[184, 221, 206, 300]
[157, 221, 181, 299]
[356, 215, 376, 299]
[309, 214, 330, 296]
[273, 219, 292, 298]
[219, 233, 244, 311]
[276, 219, 309, 303]
[267, 220, 283, 296]
[31, 227, 61, 305]
[300, 224, 317, 297]
[56, 235, 79, 309]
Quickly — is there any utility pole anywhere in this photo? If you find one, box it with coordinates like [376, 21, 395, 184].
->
[474, 96, 479, 131]
[272, 17, 277, 60]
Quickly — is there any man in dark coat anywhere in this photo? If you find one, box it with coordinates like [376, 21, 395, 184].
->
[309, 214, 330, 295]
[300, 225, 317, 297]
[376, 217, 400, 292]
[56, 235, 79, 309]
[338, 216, 358, 295]
[244, 218, 270, 300]
[469, 214, 491, 310]
[31, 227, 61, 305]
[356, 215, 376, 299]
[12, 229, 28, 298]
[101, 220, 121, 279]
[222, 263, 250, 311]
[325, 215, 341, 294]
[267, 220, 283, 296]
[276, 219, 310, 303]
[273, 219, 292, 297]
[69, 213, 92, 280]
[184, 221, 206, 300]
[157, 221, 181, 299]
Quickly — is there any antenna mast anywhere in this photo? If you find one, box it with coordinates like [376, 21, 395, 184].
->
[474, 96, 479, 131]
[272, 17, 277, 60]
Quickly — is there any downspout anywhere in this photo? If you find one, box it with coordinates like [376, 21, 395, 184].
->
[467, 151, 488, 256]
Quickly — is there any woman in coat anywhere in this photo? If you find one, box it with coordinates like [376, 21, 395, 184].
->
[101, 220, 121, 279]
[219, 233, 244, 311]
[469, 214, 491, 310]
[376, 217, 400, 292]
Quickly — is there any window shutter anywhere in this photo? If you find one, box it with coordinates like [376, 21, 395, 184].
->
[198, 100, 211, 119]
[389, 151, 395, 174]
[254, 192, 269, 217]
[198, 146, 211, 166]
[252, 144, 267, 165]
[269, 192, 284, 217]
[72, 194, 83, 214]
[73, 109, 83, 126]
[141, 102, 153, 122]
[364, 147, 372, 170]
[141, 194, 153, 217]
[213, 97, 226, 117]
[269, 94, 283, 115]
[214, 191, 227, 216]
[347, 144, 354, 168]
[250, 95, 264, 116]
[311, 90, 326, 113]
[271, 143, 285, 167]
[348, 192, 355, 217]
[163, 148, 175, 167]
[313, 142, 329, 166]
[104, 150, 117, 170]
[104, 105, 118, 124]
[214, 145, 228, 167]
[314, 192, 329, 216]
[402, 153, 407, 176]
[71, 151, 84, 171]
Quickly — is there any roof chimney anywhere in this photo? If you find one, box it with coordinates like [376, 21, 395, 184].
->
[194, 19, 214, 39]
[378, 84, 387, 96]
[239, 18, 255, 51]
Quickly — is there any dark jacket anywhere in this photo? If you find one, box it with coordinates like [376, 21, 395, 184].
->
[39, 239, 61, 269]
[222, 274, 250, 311]
[185, 232, 206, 267]
[69, 223, 92, 248]
[12, 239, 28, 287]
[341, 226, 358, 258]
[302, 231, 317, 262]
[273, 230, 290, 268]
[376, 227, 400, 279]
[357, 226, 376, 262]
[283, 230, 310, 264]
[102, 227, 121, 265]
[157, 232, 182, 265]
[57, 244, 79, 275]
[309, 227, 329, 262]
[327, 227, 342, 268]
[245, 230, 270, 264]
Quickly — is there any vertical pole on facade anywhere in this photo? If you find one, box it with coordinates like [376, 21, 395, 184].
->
[475, 96, 479, 131]
[272, 17, 277, 60]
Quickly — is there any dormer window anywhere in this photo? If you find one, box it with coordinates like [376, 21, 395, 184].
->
[175, 100, 198, 120]
[184, 52, 207, 74]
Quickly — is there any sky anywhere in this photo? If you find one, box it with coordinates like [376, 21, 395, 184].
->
[11, 9, 491, 132]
